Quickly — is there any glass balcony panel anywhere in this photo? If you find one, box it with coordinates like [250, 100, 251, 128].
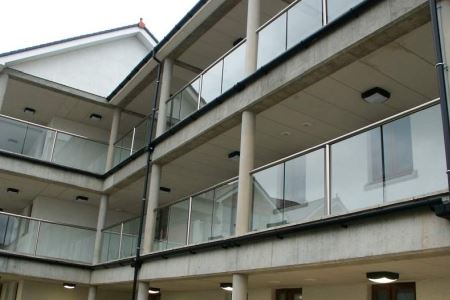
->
[100, 224, 121, 262]
[327, 0, 366, 22]
[0, 214, 39, 255]
[257, 13, 287, 68]
[331, 128, 384, 214]
[133, 119, 151, 153]
[153, 207, 169, 251]
[200, 61, 224, 107]
[0, 117, 27, 154]
[284, 148, 325, 224]
[35, 222, 95, 263]
[383, 105, 447, 202]
[212, 181, 238, 239]
[52, 132, 107, 173]
[222, 42, 247, 92]
[169, 93, 182, 126]
[120, 218, 139, 258]
[252, 164, 284, 230]
[287, 0, 323, 49]
[180, 78, 201, 120]
[189, 191, 214, 244]
[166, 200, 189, 249]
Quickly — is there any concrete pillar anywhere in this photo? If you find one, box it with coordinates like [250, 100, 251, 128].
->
[92, 194, 108, 264]
[0, 73, 8, 112]
[245, 0, 261, 75]
[106, 107, 122, 170]
[236, 111, 256, 235]
[0, 282, 17, 300]
[142, 164, 161, 253]
[232, 274, 248, 300]
[87, 286, 97, 300]
[156, 58, 174, 137]
[14, 281, 23, 300]
[137, 282, 149, 300]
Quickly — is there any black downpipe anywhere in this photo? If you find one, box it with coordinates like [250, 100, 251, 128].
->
[430, 0, 450, 193]
[131, 51, 162, 300]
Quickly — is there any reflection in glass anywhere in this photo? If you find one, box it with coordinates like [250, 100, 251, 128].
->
[0, 215, 38, 255]
[287, 0, 322, 49]
[153, 207, 169, 251]
[52, 132, 107, 174]
[331, 128, 383, 214]
[167, 200, 189, 249]
[190, 190, 214, 244]
[212, 181, 237, 239]
[181, 78, 201, 119]
[327, 0, 365, 22]
[200, 61, 224, 106]
[257, 13, 287, 68]
[252, 164, 284, 230]
[222, 42, 246, 92]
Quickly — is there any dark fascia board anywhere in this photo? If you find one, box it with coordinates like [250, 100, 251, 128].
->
[149, 0, 380, 148]
[0, 23, 158, 58]
[94, 195, 445, 269]
[107, 0, 208, 101]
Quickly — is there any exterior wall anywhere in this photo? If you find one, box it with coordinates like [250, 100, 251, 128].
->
[31, 196, 133, 228]
[48, 117, 110, 143]
[416, 278, 450, 300]
[12, 36, 149, 97]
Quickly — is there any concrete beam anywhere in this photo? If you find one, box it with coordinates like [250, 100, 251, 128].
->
[151, 0, 430, 164]
[91, 208, 450, 284]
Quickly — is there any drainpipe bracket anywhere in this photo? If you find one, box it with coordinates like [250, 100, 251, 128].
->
[432, 200, 450, 220]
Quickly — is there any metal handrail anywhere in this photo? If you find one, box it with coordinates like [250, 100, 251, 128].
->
[251, 98, 440, 174]
[0, 211, 96, 232]
[256, 0, 302, 33]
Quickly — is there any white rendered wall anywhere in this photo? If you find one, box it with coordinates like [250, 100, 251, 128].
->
[12, 36, 149, 97]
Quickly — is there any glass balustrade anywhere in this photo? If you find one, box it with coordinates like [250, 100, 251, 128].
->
[0, 212, 95, 264]
[100, 217, 140, 262]
[0, 114, 108, 174]
[327, 0, 366, 22]
[251, 103, 446, 230]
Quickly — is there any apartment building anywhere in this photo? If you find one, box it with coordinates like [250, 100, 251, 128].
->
[1, 0, 450, 299]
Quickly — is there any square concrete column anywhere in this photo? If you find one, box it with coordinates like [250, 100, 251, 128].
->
[156, 58, 174, 137]
[142, 163, 162, 253]
[105, 107, 122, 170]
[0, 73, 9, 113]
[92, 194, 108, 264]
[236, 111, 256, 235]
[245, 0, 261, 75]
[232, 274, 248, 300]
[438, 0, 450, 94]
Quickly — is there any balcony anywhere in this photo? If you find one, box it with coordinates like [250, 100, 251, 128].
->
[0, 114, 108, 174]
[0, 211, 95, 264]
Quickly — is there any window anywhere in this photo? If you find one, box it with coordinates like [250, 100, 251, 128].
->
[276, 288, 303, 300]
[372, 282, 416, 300]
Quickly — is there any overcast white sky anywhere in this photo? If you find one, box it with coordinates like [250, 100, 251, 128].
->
[0, 0, 199, 53]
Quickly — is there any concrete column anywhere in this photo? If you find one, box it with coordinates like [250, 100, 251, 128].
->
[137, 282, 149, 300]
[142, 164, 161, 253]
[231, 274, 248, 300]
[106, 107, 122, 170]
[0, 73, 8, 112]
[14, 281, 23, 300]
[245, 0, 261, 75]
[92, 195, 108, 264]
[87, 286, 97, 300]
[156, 58, 174, 137]
[236, 111, 256, 235]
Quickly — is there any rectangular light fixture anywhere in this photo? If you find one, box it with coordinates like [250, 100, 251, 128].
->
[6, 187, 19, 194]
[159, 187, 171, 193]
[361, 87, 391, 104]
[89, 113, 102, 121]
[24, 107, 36, 115]
[228, 151, 240, 161]
[75, 195, 89, 202]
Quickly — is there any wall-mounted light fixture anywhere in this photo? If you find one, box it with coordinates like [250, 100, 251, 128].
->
[228, 151, 240, 161]
[75, 195, 89, 202]
[89, 113, 102, 121]
[159, 187, 171, 193]
[6, 187, 19, 194]
[220, 283, 233, 292]
[24, 107, 36, 115]
[366, 272, 399, 284]
[63, 283, 76, 289]
[148, 287, 160, 294]
[361, 87, 391, 104]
